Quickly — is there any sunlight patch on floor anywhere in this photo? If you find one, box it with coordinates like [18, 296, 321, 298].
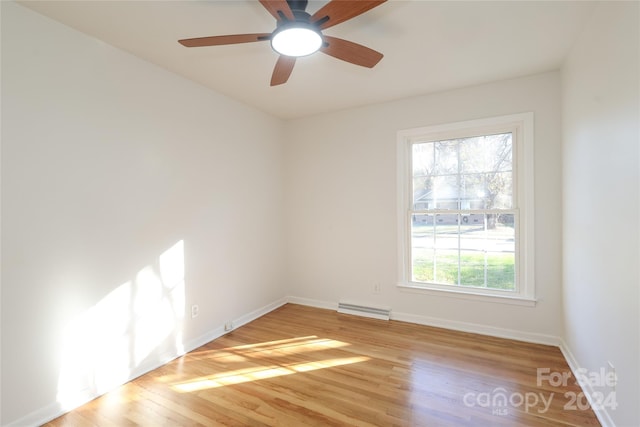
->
[172, 356, 370, 392]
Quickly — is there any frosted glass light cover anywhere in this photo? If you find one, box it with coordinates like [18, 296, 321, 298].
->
[271, 27, 322, 57]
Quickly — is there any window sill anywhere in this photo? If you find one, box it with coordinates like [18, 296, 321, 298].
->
[397, 283, 537, 307]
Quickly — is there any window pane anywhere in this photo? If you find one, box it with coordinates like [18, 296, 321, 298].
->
[459, 136, 486, 173]
[486, 214, 515, 290]
[411, 214, 434, 282]
[485, 133, 513, 173]
[413, 176, 432, 208]
[432, 175, 459, 209]
[412, 143, 434, 207]
[460, 173, 485, 209]
[459, 214, 487, 287]
[485, 171, 513, 209]
[412, 143, 434, 176]
[486, 252, 515, 290]
[459, 252, 487, 287]
[434, 141, 458, 175]
[433, 214, 459, 285]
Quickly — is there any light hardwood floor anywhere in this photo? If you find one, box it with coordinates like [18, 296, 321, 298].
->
[46, 304, 600, 426]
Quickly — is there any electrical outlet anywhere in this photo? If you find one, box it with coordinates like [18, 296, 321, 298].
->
[373, 283, 381, 293]
[224, 321, 234, 331]
[191, 305, 199, 319]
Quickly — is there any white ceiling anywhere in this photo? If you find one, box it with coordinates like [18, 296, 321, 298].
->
[20, 0, 596, 119]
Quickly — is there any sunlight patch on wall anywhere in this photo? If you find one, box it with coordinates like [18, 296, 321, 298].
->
[56, 240, 185, 411]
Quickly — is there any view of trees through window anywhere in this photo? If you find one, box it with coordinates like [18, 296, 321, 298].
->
[410, 132, 516, 290]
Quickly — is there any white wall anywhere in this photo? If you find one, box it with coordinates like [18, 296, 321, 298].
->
[285, 71, 564, 341]
[4, 1, 638, 425]
[562, 2, 640, 426]
[1, 3, 285, 425]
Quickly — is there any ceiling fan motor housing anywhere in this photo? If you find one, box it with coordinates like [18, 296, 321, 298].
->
[276, 0, 315, 27]
[287, 0, 309, 13]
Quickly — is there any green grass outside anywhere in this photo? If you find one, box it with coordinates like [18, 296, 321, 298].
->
[413, 252, 515, 290]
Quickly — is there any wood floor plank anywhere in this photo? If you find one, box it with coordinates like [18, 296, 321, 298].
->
[44, 304, 601, 426]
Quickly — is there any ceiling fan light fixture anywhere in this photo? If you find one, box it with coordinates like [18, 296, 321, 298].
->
[178, 0, 387, 86]
[271, 24, 322, 57]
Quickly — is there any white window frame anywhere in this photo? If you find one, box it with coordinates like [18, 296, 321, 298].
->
[397, 113, 536, 306]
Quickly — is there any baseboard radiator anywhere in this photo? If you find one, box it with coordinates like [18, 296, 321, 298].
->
[337, 302, 391, 321]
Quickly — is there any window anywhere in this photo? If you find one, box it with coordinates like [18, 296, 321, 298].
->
[397, 113, 535, 304]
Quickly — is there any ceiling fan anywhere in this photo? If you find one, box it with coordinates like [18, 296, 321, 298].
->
[178, 0, 387, 86]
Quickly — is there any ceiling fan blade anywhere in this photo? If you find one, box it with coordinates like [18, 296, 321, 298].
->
[320, 36, 383, 68]
[271, 56, 296, 86]
[259, 0, 295, 21]
[311, 0, 387, 30]
[179, 33, 270, 47]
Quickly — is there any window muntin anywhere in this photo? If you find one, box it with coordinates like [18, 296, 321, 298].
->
[397, 114, 534, 302]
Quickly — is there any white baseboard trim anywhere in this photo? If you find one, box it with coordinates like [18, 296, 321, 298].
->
[182, 297, 288, 353]
[286, 295, 561, 346]
[558, 339, 616, 427]
[391, 310, 561, 347]
[4, 345, 186, 427]
[6, 297, 288, 427]
[286, 295, 337, 311]
[3, 401, 67, 427]
[234, 297, 288, 330]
